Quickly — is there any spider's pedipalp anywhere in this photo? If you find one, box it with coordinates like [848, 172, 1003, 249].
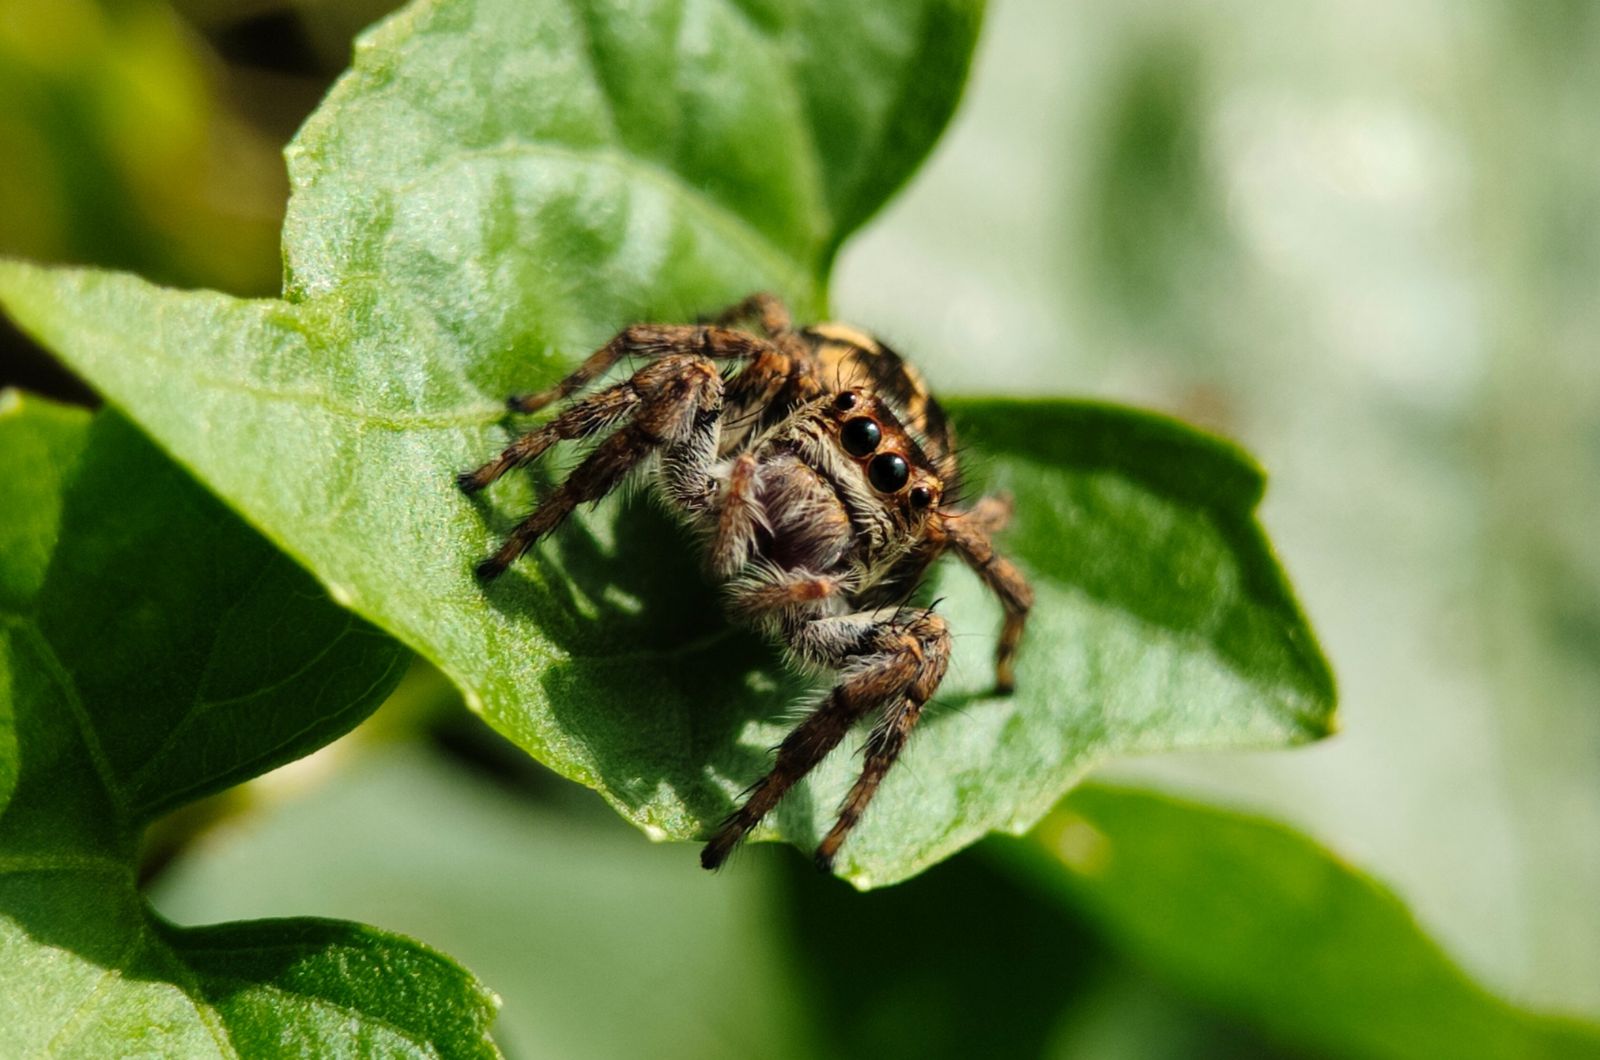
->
[726, 567, 842, 621]
[708, 453, 764, 576]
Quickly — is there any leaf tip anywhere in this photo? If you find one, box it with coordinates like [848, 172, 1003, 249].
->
[1288, 702, 1340, 744]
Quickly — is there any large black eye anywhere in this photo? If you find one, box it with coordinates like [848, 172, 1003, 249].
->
[840, 417, 881, 456]
[868, 452, 910, 493]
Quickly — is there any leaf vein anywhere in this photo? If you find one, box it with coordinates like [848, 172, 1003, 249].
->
[2, 617, 131, 828]
[32, 929, 147, 1060]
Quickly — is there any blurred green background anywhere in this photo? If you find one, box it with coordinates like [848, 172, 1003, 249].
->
[2, 0, 1596, 1055]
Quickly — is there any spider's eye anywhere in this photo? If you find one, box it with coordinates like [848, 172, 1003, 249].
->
[840, 417, 881, 456]
[833, 391, 859, 411]
[868, 452, 910, 493]
[910, 485, 935, 509]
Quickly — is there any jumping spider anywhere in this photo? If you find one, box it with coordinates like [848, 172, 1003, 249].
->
[458, 293, 1032, 872]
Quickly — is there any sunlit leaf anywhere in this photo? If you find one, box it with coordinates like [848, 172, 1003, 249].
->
[0, 0, 1333, 884]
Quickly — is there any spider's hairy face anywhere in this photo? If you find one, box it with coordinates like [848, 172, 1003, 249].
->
[461, 294, 1033, 873]
[809, 387, 943, 555]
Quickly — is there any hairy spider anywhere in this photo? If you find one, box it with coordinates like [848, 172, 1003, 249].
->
[458, 293, 1032, 872]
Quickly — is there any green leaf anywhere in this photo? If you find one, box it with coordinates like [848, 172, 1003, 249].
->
[0, 392, 496, 1057]
[151, 741, 1298, 1059]
[1012, 785, 1600, 1059]
[155, 744, 825, 1060]
[0, 0, 1331, 885]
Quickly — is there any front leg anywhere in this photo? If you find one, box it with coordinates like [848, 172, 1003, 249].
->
[712, 291, 793, 337]
[507, 323, 778, 414]
[473, 354, 722, 580]
[701, 607, 950, 872]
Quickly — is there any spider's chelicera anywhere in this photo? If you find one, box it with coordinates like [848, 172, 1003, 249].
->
[458, 293, 1033, 872]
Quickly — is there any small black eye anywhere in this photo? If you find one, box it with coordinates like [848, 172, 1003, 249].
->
[840, 417, 881, 456]
[833, 391, 859, 411]
[910, 485, 934, 509]
[868, 453, 910, 493]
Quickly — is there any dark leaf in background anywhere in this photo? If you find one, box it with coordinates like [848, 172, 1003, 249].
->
[1009, 786, 1600, 1059]
[0, 392, 494, 1056]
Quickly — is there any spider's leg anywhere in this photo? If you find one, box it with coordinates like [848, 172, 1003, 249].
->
[699, 651, 901, 871]
[813, 693, 928, 873]
[474, 354, 721, 580]
[700, 607, 949, 872]
[962, 492, 1014, 536]
[457, 379, 640, 493]
[717, 334, 828, 450]
[508, 324, 775, 413]
[941, 500, 1033, 693]
[712, 292, 793, 337]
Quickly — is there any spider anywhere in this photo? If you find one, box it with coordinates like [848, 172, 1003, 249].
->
[458, 293, 1032, 872]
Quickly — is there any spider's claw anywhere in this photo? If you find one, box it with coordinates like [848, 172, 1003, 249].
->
[456, 468, 489, 494]
[473, 556, 508, 582]
[812, 848, 836, 875]
[700, 833, 735, 871]
[507, 391, 556, 414]
[994, 655, 1018, 696]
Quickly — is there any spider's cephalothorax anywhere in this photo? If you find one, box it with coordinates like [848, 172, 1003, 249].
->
[458, 294, 1033, 872]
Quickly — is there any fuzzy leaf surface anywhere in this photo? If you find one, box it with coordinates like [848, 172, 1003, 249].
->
[0, 0, 1333, 884]
[0, 393, 496, 1057]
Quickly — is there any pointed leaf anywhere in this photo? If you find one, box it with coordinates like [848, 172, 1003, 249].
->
[0, 0, 1332, 884]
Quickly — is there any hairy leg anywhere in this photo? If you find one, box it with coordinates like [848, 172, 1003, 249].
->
[457, 379, 640, 494]
[813, 695, 925, 873]
[701, 608, 950, 871]
[942, 501, 1033, 693]
[507, 324, 779, 414]
[473, 354, 721, 580]
[709, 294, 830, 437]
[712, 291, 793, 337]
[962, 492, 1014, 536]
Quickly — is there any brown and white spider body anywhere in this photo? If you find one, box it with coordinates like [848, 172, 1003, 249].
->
[459, 294, 1032, 872]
